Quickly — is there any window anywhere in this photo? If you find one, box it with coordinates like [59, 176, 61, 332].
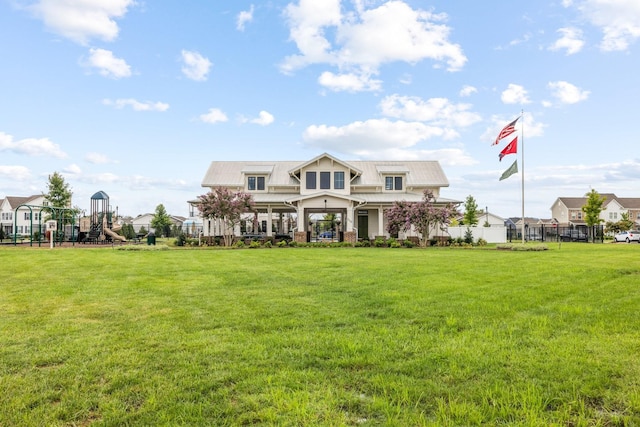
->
[24, 212, 30, 220]
[320, 172, 331, 189]
[385, 176, 403, 191]
[570, 211, 577, 220]
[306, 171, 316, 189]
[247, 176, 265, 191]
[334, 171, 345, 189]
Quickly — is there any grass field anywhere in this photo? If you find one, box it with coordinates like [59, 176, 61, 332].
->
[1, 243, 640, 426]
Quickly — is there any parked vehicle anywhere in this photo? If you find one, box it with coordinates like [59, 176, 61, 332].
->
[319, 231, 335, 239]
[560, 230, 588, 242]
[614, 230, 640, 243]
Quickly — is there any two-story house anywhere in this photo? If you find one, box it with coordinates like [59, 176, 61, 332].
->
[551, 194, 640, 227]
[196, 153, 457, 243]
[0, 195, 47, 237]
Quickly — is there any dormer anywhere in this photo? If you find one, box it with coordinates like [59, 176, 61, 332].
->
[241, 165, 274, 192]
[376, 165, 409, 192]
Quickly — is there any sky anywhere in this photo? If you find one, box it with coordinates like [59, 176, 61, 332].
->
[1, 0, 640, 219]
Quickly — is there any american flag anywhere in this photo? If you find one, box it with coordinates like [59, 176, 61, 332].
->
[493, 117, 519, 146]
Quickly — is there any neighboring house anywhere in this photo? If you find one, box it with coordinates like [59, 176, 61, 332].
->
[449, 211, 507, 243]
[131, 213, 185, 234]
[0, 195, 47, 237]
[195, 152, 457, 243]
[551, 194, 640, 227]
[477, 211, 505, 227]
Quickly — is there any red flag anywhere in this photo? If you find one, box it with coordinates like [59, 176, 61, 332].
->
[493, 117, 519, 146]
[499, 137, 517, 161]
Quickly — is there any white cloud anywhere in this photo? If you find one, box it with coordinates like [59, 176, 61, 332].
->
[237, 5, 255, 31]
[248, 111, 275, 126]
[63, 163, 82, 174]
[199, 108, 228, 124]
[0, 165, 31, 180]
[550, 27, 585, 55]
[302, 118, 453, 156]
[28, 0, 134, 45]
[85, 48, 131, 79]
[281, 0, 466, 90]
[181, 50, 212, 81]
[566, 0, 640, 51]
[459, 85, 477, 97]
[318, 71, 382, 92]
[103, 98, 169, 112]
[379, 95, 481, 128]
[0, 131, 67, 158]
[548, 81, 590, 104]
[501, 84, 531, 105]
[85, 152, 112, 164]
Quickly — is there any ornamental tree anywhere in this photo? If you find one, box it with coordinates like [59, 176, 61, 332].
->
[151, 204, 173, 237]
[462, 195, 479, 226]
[196, 188, 255, 246]
[385, 189, 457, 247]
[582, 189, 606, 242]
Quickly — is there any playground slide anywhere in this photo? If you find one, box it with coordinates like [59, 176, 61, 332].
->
[104, 227, 126, 242]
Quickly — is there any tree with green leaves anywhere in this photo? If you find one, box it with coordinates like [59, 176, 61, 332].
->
[43, 172, 76, 241]
[151, 204, 173, 237]
[462, 195, 479, 226]
[605, 212, 634, 235]
[582, 189, 606, 242]
[44, 171, 73, 209]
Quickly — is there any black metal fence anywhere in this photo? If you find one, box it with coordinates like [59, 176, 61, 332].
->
[506, 225, 604, 243]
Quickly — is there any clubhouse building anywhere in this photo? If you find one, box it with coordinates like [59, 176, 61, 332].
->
[196, 153, 458, 243]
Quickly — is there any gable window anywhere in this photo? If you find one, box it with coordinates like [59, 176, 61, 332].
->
[334, 171, 344, 189]
[320, 172, 331, 189]
[247, 176, 265, 191]
[306, 171, 317, 189]
[385, 176, 403, 191]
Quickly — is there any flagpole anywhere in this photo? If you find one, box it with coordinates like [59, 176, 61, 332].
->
[520, 110, 525, 244]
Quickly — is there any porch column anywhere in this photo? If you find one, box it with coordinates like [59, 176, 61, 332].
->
[378, 207, 384, 236]
[346, 204, 354, 232]
[297, 205, 305, 232]
[266, 205, 273, 237]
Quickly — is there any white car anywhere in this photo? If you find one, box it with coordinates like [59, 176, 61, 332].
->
[614, 230, 640, 243]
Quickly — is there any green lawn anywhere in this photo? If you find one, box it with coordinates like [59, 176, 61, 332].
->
[1, 244, 639, 426]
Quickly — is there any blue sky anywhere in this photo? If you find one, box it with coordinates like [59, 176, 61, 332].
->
[1, 0, 639, 219]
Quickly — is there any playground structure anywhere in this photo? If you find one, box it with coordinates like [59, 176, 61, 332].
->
[89, 191, 126, 243]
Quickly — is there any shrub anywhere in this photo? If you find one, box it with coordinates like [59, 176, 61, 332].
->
[249, 240, 261, 249]
[175, 232, 187, 247]
[263, 240, 272, 248]
[374, 237, 387, 247]
[277, 240, 288, 247]
[288, 240, 298, 247]
[477, 238, 488, 247]
[403, 240, 415, 248]
[234, 240, 246, 249]
[464, 228, 474, 244]
[496, 243, 548, 251]
[388, 237, 401, 248]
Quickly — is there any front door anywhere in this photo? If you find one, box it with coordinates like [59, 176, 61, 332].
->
[358, 214, 368, 240]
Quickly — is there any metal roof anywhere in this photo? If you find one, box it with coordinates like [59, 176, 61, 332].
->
[201, 155, 449, 188]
